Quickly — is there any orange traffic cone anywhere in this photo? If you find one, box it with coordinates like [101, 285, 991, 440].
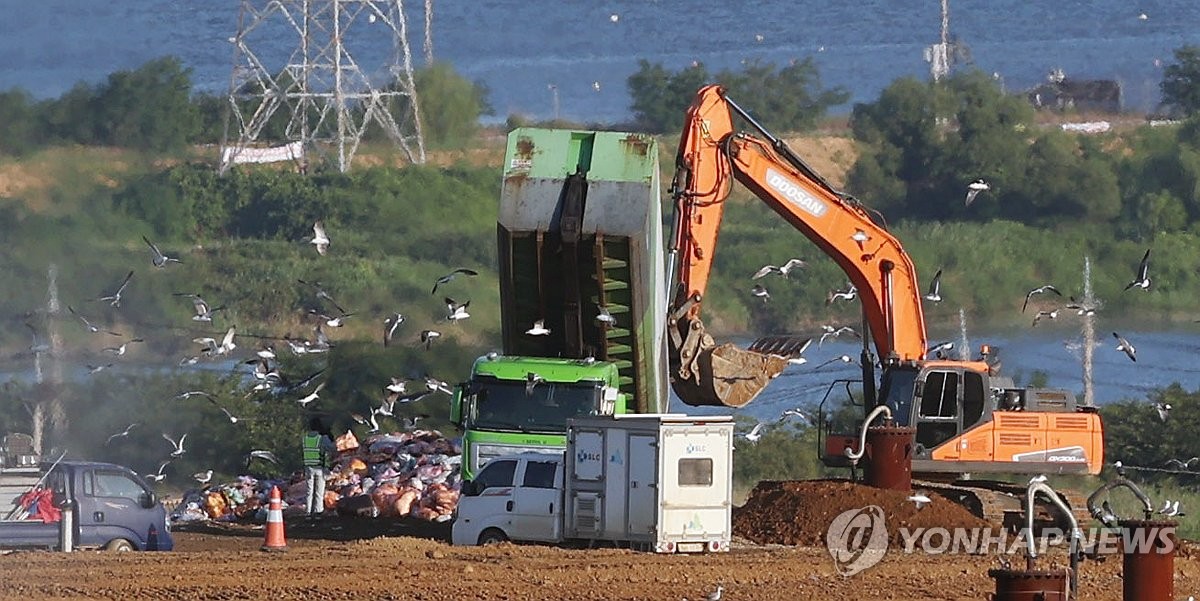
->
[261, 485, 287, 552]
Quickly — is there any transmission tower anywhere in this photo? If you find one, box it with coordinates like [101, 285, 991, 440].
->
[221, 0, 426, 174]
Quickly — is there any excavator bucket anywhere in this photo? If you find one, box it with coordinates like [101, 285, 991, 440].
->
[668, 314, 789, 407]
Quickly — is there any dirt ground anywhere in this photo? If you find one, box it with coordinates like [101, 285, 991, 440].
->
[0, 522, 1195, 601]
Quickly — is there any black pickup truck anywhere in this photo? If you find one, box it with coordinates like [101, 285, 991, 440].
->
[0, 460, 174, 551]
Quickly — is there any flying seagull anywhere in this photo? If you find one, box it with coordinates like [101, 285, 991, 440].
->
[1124, 248, 1151, 291]
[826, 283, 857, 305]
[1065, 296, 1097, 317]
[964, 179, 990, 206]
[525, 319, 551, 336]
[383, 313, 404, 346]
[525, 372, 545, 396]
[819, 325, 859, 347]
[815, 355, 853, 370]
[144, 461, 171, 483]
[851, 229, 870, 250]
[595, 306, 617, 327]
[425, 376, 453, 395]
[309, 309, 354, 328]
[740, 422, 766, 443]
[105, 423, 139, 445]
[420, 329, 441, 350]
[1022, 285, 1062, 313]
[750, 284, 770, 302]
[924, 269, 943, 303]
[248, 450, 279, 464]
[1155, 402, 1172, 422]
[67, 305, 121, 336]
[1113, 332, 1136, 362]
[102, 338, 145, 356]
[431, 268, 478, 295]
[194, 326, 237, 357]
[86, 363, 114, 375]
[1165, 457, 1200, 470]
[162, 432, 188, 457]
[143, 235, 181, 268]
[385, 377, 407, 394]
[778, 407, 815, 426]
[751, 258, 806, 279]
[174, 390, 214, 401]
[295, 381, 326, 406]
[1031, 309, 1058, 327]
[907, 493, 933, 509]
[297, 279, 347, 315]
[174, 294, 225, 322]
[310, 220, 330, 255]
[95, 270, 134, 307]
[445, 297, 471, 322]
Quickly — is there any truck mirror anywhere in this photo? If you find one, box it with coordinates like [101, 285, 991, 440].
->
[450, 384, 465, 427]
[140, 491, 157, 509]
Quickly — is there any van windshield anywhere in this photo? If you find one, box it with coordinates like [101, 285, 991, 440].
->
[468, 377, 601, 433]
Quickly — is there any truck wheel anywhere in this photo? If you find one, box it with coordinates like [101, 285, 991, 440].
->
[478, 528, 508, 546]
[105, 539, 135, 552]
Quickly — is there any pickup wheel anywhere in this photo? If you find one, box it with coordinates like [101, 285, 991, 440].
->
[478, 528, 508, 546]
[105, 538, 135, 552]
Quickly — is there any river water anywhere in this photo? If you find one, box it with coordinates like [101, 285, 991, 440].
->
[2, 0, 1198, 123]
[674, 327, 1200, 423]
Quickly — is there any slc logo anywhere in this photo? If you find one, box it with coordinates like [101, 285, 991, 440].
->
[609, 449, 623, 465]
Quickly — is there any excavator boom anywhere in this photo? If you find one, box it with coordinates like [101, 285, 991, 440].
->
[668, 85, 928, 408]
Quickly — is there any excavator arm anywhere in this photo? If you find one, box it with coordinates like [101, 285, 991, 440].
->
[668, 84, 929, 408]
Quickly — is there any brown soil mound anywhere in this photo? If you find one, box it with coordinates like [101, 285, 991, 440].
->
[733, 479, 991, 546]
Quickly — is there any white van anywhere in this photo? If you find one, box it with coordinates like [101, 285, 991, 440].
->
[451, 452, 563, 546]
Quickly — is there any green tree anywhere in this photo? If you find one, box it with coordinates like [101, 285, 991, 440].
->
[626, 59, 711, 133]
[1161, 45, 1200, 117]
[404, 62, 491, 149]
[0, 89, 40, 156]
[719, 58, 849, 133]
[92, 56, 200, 151]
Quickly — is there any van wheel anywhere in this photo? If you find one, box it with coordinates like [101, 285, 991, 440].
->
[105, 539, 135, 552]
[478, 528, 508, 546]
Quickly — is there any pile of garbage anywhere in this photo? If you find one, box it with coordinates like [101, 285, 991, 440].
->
[171, 429, 462, 524]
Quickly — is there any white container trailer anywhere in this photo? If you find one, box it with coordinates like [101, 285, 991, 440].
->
[564, 414, 733, 553]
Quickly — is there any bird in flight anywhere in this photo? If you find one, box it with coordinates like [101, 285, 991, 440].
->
[102, 338, 145, 357]
[420, 329, 441, 350]
[1155, 401, 1172, 422]
[525, 319, 551, 336]
[309, 309, 354, 328]
[1031, 309, 1058, 327]
[751, 258, 806, 279]
[194, 326, 237, 357]
[1124, 248, 1151, 291]
[1022, 285, 1061, 313]
[174, 294, 225, 323]
[310, 220, 330, 255]
[95, 270, 134, 308]
[815, 355, 853, 370]
[144, 461, 171, 483]
[907, 493, 933, 509]
[595, 306, 617, 327]
[750, 284, 770, 302]
[105, 423, 139, 445]
[826, 283, 857, 305]
[162, 432, 188, 457]
[385, 377, 407, 394]
[143, 235, 181, 268]
[383, 313, 404, 347]
[86, 363, 114, 375]
[174, 390, 214, 402]
[525, 372, 545, 396]
[248, 450, 279, 465]
[1165, 457, 1200, 470]
[1113, 332, 1136, 362]
[1065, 296, 1096, 316]
[740, 422, 766, 444]
[851, 229, 870, 250]
[777, 407, 815, 426]
[297, 279, 347, 315]
[964, 178, 989, 206]
[445, 297, 471, 322]
[819, 325, 858, 347]
[295, 381, 326, 406]
[67, 305, 121, 336]
[431, 268, 478, 295]
[924, 269, 943, 303]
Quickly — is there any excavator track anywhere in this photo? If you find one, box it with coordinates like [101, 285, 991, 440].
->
[914, 479, 1094, 533]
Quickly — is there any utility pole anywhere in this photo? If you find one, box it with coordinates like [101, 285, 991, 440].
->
[423, 0, 434, 65]
[1080, 256, 1096, 407]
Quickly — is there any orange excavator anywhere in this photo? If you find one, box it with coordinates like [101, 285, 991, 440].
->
[667, 85, 1103, 479]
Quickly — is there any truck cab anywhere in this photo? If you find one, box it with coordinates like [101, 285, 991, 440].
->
[451, 355, 624, 479]
[0, 460, 174, 551]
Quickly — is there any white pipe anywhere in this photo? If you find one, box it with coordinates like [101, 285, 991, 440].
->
[843, 405, 893, 465]
[1025, 481, 1080, 598]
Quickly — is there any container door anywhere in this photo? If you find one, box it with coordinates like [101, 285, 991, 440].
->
[511, 459, 562, 542]
[627, 434, 656, 535]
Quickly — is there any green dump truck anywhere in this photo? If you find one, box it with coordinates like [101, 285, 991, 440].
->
[451, 128, 668, 479]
